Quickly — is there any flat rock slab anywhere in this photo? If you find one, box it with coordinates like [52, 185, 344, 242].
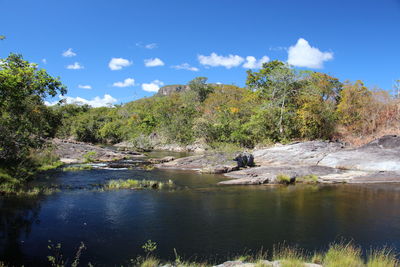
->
[156, 153, 239, 174]
[253, 141, 344, 166]
[53, 139, 145, 164]
[221, 165, 345, 185]
[318, 147, 400, 171]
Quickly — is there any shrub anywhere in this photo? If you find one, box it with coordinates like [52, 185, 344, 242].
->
[323, 242, 363, 267]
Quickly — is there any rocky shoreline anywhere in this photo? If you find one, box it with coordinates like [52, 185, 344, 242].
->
[156, 135, 400, 185]
[52, 135, 400, 185]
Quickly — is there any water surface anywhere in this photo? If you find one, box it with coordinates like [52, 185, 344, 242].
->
[1, 160, 400, 266]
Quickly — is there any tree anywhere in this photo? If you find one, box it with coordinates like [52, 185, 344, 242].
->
[0, 35, 5, 40]
[0, 53, 66, 180]
[296, 72, 342, 139]
[188, 77, 214, 102]
[337, 80, 372, 134]
[246, 60, 301, 139]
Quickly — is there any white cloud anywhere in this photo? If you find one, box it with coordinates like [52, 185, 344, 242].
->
[144, 58, 165, 67]
[142, 80, 164, 92]
[112, 78, 135, 87]
[66, 62, 84, 70]
[145, 43, 157, 49]
[242, 56, 270, 69]
[287, 38, 333, 69]
[45, 94, 117, 107]
[171, 63, 199, 71]
[78, 84, 92, 89]
[198, 53, 244, 69]
[62, 48, 77, 57]
[108, 57, 132, 70]
[42, 58, 47, 64]
[136, 42, 158, 49]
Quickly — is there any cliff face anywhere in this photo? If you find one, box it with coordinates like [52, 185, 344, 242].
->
[157, 85, 190, 96]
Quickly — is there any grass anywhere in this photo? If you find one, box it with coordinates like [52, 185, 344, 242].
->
[37, 161, 64, 171]
[62, 165, 93, 172]
[0, 185, 60, 196]
[139, 257, 160, 267]
[367, 248, 399, 267]
[83, 151, 97, 163]
[276, 174, 292, 184]
[323, 242, 364, 267]
[0, 242, 398, 266]
[272, 244, 308, 267]
[104, 179, 174, 190]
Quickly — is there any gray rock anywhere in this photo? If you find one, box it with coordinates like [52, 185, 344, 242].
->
[157, 84, 190, 96]
[253, 141, 344, 166]
[319, 135, 400, 172]
[156, 153, 240, 174]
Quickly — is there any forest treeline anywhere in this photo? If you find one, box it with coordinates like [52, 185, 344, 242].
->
[53, 61, 400, 148]
[1, 53, 400, 185]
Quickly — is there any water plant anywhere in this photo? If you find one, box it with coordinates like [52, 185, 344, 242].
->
[276, 174, 292, 184]
[62, 165, 93, 172]
[104, 179, 174, 190]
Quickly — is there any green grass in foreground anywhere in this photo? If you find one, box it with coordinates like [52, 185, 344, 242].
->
[0, 241, 398, 267]
[104, 179, 174, 190]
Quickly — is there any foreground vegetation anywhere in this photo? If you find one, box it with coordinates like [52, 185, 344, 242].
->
[0, 241, 397, 267]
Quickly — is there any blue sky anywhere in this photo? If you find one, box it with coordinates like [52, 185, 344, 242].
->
[1, 0, 399, 106]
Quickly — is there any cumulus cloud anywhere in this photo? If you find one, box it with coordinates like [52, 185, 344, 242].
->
[112, 78, 135, 87]
[45, 94, 117, 107]
[66, 62, 84, 70]
[171, 63, 199, 71]
[242, 56, 270, 69]
[142, 80, 164, 92]
[198, 53, 244, 69]
[42, 58, 47, 64]
[287, 38, 333, 69]
[78, 84, 92, 89]
[108, 57, 132, 70]
[62, 48, 77, 57]
[144, 58, 165, 67]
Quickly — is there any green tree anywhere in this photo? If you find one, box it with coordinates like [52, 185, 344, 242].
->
[188, 77, 214, 102]
[296, 72, 342, 139]
[0, 53, 66, 180]
[246, 60, 301, 140]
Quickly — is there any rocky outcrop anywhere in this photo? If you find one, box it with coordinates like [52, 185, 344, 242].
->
[252, 141, 344, 166]
[157, 84, 190, 96]
[220, 136, 400, 185]
[156, 152, 254, 174]
[318, 135, 400, 171]
[52, 139, 145, 164]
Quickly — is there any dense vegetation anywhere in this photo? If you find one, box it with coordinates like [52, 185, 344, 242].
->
[53, 60, 400, 149]
[1, 52, 399, 187]
[0, 53, 65, 187]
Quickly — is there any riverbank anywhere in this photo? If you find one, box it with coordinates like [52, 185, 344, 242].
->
[50, 135, 400, 185]
[155, 135, 400, 185]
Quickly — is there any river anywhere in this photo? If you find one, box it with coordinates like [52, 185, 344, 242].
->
[1, 152, 400, 266]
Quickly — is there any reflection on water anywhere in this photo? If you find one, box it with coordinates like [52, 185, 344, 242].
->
[1, 167, 400, 266]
